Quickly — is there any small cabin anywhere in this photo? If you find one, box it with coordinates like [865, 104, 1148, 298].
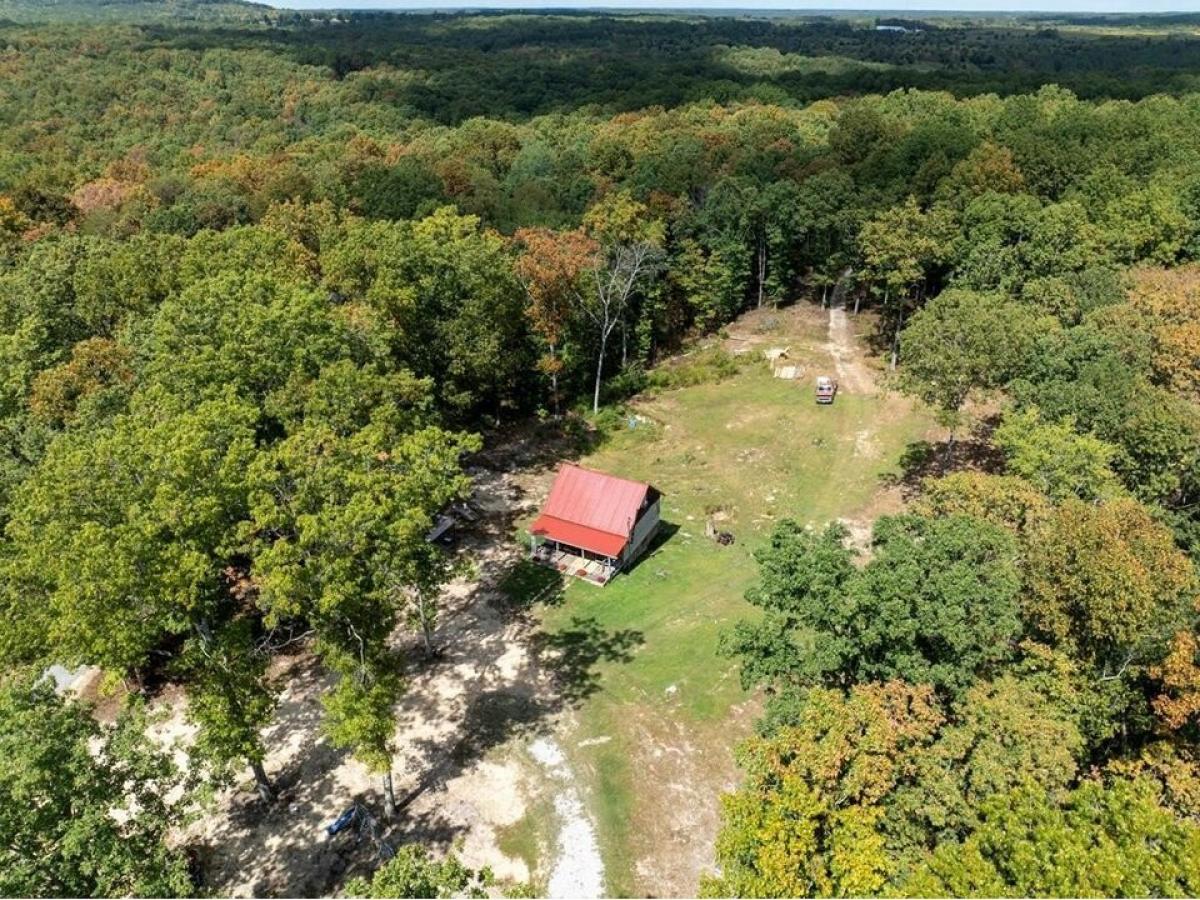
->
[529, 464, 661, 585]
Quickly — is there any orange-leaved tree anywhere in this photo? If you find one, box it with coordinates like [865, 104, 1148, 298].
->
[513, 226, 598, 416]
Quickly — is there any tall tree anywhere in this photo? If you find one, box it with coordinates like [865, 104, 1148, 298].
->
[175, 619, 279, 802]
[857, 197, 956, 366]
[513, 226, 598, 416]
[0, 676, 194, 898]
[248, 416, 479, 817]
[579, 191, 664, 413]
[898, 289, 1049, 452]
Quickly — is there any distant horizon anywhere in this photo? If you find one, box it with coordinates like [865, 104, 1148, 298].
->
[261, 1, 1200, 13]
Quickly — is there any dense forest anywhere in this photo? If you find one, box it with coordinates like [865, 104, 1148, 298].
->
[1, 1, 1200, 896]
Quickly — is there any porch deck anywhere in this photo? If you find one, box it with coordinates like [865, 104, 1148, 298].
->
[531, 544, 616, 586]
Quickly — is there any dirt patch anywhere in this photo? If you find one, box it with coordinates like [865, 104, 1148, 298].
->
[836, 485, 908, 560]
[164, 423, 629, 897]
[723, 303, 827, 357]
[177, 653, 373, 898]
[853, 428, 880, 459]
[624, 698, 759, 897]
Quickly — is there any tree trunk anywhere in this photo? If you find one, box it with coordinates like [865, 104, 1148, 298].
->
[621, 319, 628, 368]
[547, 341, 560, 419]
[421, 619, 434, 659]
[250, 758, 275, 804]
[889, 300, 904, 372]
[821, 284, 828, 309]
[382, 771, 396, 820]
[853, 289, 862, 315]
[592, 330, 608, 415]
[756, 242, 766, 309]
[943, 427, 957, 472]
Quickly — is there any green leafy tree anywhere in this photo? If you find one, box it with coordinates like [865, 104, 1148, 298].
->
[992, 406, 1123, 502]
[0, 196, 31, 259]
[899, 289, 1050, 446]
[0, 676, 194, 898]
[345, 845, 486, 898]
[4, 391, 280, 797]
[900, 778, 1200, 898]
[724, 514, 1023, 701]
[857, 197, 956, 366]
[320, 210, 531, 416]
[323, 665, 405, 818]
[671, 238, 743, 333]
[248, 417, 479, 816]
[719, 521, 856, 699]
[842, 514, 1023, 697]
[175, 619, 278, 801]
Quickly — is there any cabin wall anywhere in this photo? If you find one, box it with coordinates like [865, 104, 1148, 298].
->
[622, 499, 661, 567]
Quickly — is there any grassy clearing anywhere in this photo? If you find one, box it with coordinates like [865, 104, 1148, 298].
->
[520, 307, 935, 895]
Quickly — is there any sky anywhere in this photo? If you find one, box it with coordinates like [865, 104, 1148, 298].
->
[264, 0, 1200, 11]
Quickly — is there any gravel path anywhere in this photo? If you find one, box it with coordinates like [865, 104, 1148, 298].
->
[528, 737, 605, 899]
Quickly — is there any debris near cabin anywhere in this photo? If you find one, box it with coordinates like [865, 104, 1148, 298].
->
[764, 346, 802, 380]
[704, 514, 735, 546]
[424, 500, 480, 544]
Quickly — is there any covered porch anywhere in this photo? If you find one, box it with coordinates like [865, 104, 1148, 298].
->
[530, 537, 617, 586]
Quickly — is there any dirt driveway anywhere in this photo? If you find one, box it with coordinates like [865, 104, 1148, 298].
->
[825, 305, 878, 396]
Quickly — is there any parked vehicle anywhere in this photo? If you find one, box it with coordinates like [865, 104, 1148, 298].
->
[816, 376, 838, 404]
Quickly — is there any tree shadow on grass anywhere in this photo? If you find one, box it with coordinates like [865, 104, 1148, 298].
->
[531, 615, 645, 706]
[495, 558, 566, 614]
[883, 419, 1006, 497]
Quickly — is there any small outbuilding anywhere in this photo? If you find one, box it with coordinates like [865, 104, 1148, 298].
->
[529, 464, 661, 585]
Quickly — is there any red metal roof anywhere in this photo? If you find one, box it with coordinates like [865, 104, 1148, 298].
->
[529, 464, 652, 558]
[529, 515, 628, 558]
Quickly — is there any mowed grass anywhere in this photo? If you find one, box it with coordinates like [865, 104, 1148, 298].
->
[528, 313, 935, 895]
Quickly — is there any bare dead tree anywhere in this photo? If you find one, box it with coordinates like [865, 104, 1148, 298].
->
[578, 240, 663, 414]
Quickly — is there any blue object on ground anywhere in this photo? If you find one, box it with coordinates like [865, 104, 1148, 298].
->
[326, 806, 358, 836]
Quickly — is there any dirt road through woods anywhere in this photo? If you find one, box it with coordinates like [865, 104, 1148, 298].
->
[825, 305, 877, 395]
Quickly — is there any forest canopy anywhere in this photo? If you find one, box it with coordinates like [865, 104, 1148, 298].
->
[1, 3, 1200, 897]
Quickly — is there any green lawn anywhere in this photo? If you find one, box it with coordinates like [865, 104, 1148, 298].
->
[520, 317, 935, 895]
